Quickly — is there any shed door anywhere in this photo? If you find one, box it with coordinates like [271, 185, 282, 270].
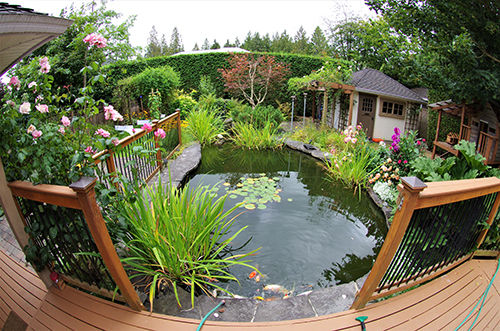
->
[357, 94, 376, 138]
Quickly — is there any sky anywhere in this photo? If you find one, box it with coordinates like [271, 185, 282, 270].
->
[15, 0, 376, 52]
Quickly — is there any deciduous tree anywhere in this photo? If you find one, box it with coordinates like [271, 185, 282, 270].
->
[218, 53, 290, 109]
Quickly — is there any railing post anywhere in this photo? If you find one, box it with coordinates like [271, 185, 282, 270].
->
[105, 152, 119, 189]
[176, 109, 182, 146]
[351, 177, 427, 310]
[0, 158, 53, 288]
[69, 177, 145, 311]
[152, 119, 162, 168]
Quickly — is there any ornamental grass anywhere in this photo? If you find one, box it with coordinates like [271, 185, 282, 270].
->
[118, 181, 259, 310]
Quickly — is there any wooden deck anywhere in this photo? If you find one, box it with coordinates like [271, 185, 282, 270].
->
[0, 249, 499, 330]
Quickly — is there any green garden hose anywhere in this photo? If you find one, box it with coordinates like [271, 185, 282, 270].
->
[196, 300, 225, 331]
[453, 260, 500, 331]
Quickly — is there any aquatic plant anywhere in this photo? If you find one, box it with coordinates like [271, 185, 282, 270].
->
[118, 181, 259, 309]
[232, 121, 284, 150]
[185, 105, 225, 145]
[223, 173, 285, 210]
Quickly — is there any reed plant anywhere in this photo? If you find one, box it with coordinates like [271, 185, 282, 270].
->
[118, 181, 259, 309]
[185, 105, 225, 145]
[232, 121, 284, 150]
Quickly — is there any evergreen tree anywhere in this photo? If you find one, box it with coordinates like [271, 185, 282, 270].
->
[202, 38, 211, 50]
[211, 39, 221, 49]
[293, 26, 310, 54]
[192, 43, 200, 51]
[169, 27, 184, 55]
[224, 39, 233, 48]
[145, 25, 162, 57]
[234, 37, 241, 48]
[271, 30, 294, 53]
[310, 26, 329, 56]
[159, 33, 168, 56]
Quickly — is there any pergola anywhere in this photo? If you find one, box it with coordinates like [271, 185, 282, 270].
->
[430, 99, 500, 165]
[302, 80, 356, 129]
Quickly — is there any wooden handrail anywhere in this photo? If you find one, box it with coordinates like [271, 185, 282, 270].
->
[8, 181, 80, 210]
[351, 176, 500, 310]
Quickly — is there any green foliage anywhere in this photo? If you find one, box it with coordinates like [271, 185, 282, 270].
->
[171, 89, 198, 119]
[231, 104, 284, 130]
[102, 52, 325, 106]
[185, 105, 225, 145]
[118, 181, 259, 308]
[232, 122, 284, 150]
[126, 66, 180, 113]
[410, 140, 494, 181]
[198, 75, 217, 97]
[289, 124, 345, 152]
[147, 89, 162, 119]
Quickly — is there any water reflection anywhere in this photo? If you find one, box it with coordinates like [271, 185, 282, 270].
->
[188, 144, 387, 296]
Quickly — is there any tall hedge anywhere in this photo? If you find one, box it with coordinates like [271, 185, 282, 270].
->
[99, 52, 326, 108]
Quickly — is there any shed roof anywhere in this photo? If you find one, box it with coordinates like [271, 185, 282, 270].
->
[351, 68, 426, 104]
[0, 2, 73, 76]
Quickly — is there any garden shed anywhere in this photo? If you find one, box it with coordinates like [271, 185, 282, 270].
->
[348, 68, 427, 139]
[304, 69, 427, 139]
[430, 100, 500, 165]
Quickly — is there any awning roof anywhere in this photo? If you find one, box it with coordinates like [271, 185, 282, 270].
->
[428, 99, 473, 117]
[0, 3, 73, 76]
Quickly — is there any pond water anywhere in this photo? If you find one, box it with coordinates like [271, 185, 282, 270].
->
[187, 145, 387, 298]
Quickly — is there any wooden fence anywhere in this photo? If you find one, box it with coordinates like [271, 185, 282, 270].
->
[93, 110, 182, 185]
[351, 176, 500, 309]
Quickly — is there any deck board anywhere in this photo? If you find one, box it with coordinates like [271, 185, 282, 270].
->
[1, 250, 499, 330]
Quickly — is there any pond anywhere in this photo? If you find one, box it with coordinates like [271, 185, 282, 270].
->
[187, 144, 387, 298]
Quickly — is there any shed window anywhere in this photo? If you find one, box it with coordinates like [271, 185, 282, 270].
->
[380, 99, 405, 118]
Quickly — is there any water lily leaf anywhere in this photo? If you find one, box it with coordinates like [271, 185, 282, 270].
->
[229, 195, 238, 199]
[258, 204, 267, 209]
[245, 204, 256, 210]
[259, 199, 268, 204]
[260, 173, 266, 176]
[237, 183, 243, 187]
[223, 182, 231, 186]
[288, 198, 293, 202]
[273, 196, 280, 201]
[273, 177, 280, 181]
[239, 192, 248, 196]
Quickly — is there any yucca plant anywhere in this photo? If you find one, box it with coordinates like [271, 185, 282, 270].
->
[118, 181, 259, 310]
[232, 121, 284, 149]
[185, 105, 225, 145]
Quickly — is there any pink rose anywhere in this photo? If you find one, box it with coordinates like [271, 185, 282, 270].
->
[398, 160, 402, 164]
[112, 139, 120, 146]
[19, 102, 30, 114]
[9, 76, 20, 90]
[141, 123, 152, 132]
[403, 160, 408, 164]
[28, 81, 37, 89]
[83, 33, 107, 48]
[36, 104, 49, 113]
[95, 128, 110, 138]
[417, 141, 421, 145]
[32, 130, 42, 139]
[39, 56, 50, 73]
[61, 116, 71, 127]
[154, 129, 166, 139]
[27, 124, 36, 134]
[84, 146, 94, 154]
[58, 126, 65, 134]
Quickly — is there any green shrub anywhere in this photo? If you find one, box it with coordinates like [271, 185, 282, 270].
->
[231, 104, 284, 129]
[171, 89, 198, 119]
[118, 181, 259, 309]
[115, 66, 180, 114]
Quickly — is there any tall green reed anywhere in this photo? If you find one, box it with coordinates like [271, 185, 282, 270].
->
[185, 105, 225, 145]
[118, 181, 259, 310]
[232, 122, 284, 150]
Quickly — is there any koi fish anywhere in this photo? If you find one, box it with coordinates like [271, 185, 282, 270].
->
[249, 271, 258, 279]
[263, 284, 289, 295]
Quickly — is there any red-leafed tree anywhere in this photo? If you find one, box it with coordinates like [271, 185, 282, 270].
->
[218, 53, 290, 109]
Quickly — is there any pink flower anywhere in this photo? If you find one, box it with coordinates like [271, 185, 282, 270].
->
[154, 128, 166, 139]
[104, 105, 123, 121]
[141, 123, 152, 132]
[84, 146, 94, 154]
[351, 138, 357, 144]
[83, 33, 107, 48]
[36, 104, 49, 113]
[356, 124, 362, 130]
[112, 139, 120, 146]
[58, 126, 65, 134]
[417, 141, 421, 145]
[95, 128, 110, 138]
[61, 116, 71, 127]
[28, 81, 37, 89]
[39, 57, 50, 73]
[8, 76, 20, 90]
[398, 160, 402, 164]
[132, 128, 136, 133]
[403, 160, 408, 164]
[344, 136, 351, 143]
[19, 102, 30, 114]
[423, 138, 426, 142]
[27, 124, 36, 134]
[36, 95, 44, 102]
[32, 130, 42, 139]
[6, 100, 15, 107]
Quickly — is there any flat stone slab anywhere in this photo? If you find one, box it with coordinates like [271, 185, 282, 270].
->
[253, 295, 316, 322]
[308, 282, 356, 315]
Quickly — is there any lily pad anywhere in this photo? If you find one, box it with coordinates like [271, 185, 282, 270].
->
[273, 177, 280, 181]
[245, 204, 256, 210]
[259, 198, 268, 204]
[287, 198, 293, 202]
[229, 194, 238, 199]
[258, 204, 267, 209]
[223, 182, 231, 186]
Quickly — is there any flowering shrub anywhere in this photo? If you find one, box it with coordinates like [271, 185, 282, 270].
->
[379, 128, 426, 176]
[368, 157, 400, 186]
[373, 181, 399, 205]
